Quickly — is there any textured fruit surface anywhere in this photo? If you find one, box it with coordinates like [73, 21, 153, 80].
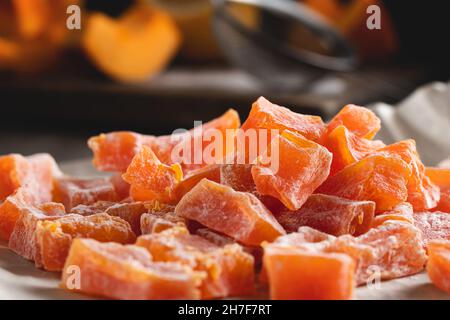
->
[88, 131, 155, 172]
[175, 179, 285, 246]
[252, 130, 332, 210]
[71, 201, 115, 216]
[413, 212, 450, 247]
[0, 154, 60, 240]
[272, 221, 427, 285]
[317, 155, 411, 213]
[53, 177, 117, 211]
[263, 245, 355, 300]
[122, 146, 182, 203]
[136, 227, 255, 299]
[9, 211, 135, 271]
[62, 239, 203, 300]
[426, 167, 450, 212]
[372, 202, 415, 227]
[322, 125, 384, 175]
[241, 97, 325, 142]
[375, 140, 440, 211]
[103, 202, 149, 235]
[275, 194, 375, 236]
[325, 104, 381, 140]
[140, 212, 186, 235]
[175, 165, 220, 200]
[427, 240, 450, 294]
[110, 173, 130, 200]
[0, 154, 28, 201]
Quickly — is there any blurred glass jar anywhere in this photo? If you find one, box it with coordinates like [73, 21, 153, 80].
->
[146, 0, 223, 61]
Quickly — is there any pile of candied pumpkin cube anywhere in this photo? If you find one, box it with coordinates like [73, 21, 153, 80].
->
[0, 97, 449, 300]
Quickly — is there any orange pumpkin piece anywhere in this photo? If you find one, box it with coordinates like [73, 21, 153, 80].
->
[317, 155, 411, 213]
[88, 131, 155, 172]
[140, 212, 187, 235]
[0, 154, 60, 240]
[0, 154, 29, 201]
[427, 240, 450, 294]
[110, 173, 130, 200]
[252, 130, 332, 210]
[103, 202, 150, 235]
[375, 140, 440, 211]
[426, 167, 450, 212]
[263, 244, 355, 300]
[273, 220, 427, 285]
[275, 194, 375, 236]
[71, 201, 116, 216]
[88, 109, 240, 173]
[61, 238, 203, 300]
[413, 212, 450, 247]
[325, 104, 381, 140]
[82, 5, 181, 83]
[136, 227, 255, 299]
[372, 202, 415, 227]
[10, 211, 136, 271]
[322, 125, 385, 175]
[175, 179, 285, 246]
[122, 146, 183, 203]
[175, 164, 220, 200]
[53, 177, 118, 211]
[241, 96, 325, 142]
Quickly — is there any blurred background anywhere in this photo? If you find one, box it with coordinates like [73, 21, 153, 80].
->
[0, 0, 449, 163]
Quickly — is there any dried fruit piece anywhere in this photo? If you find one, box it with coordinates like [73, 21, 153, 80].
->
[272, 221, 427, 285]
[53, 177, 118, 211]
[0, 154, 60, 240]
[62, 239, 203, 299]
[326, 104, 381, 140]
[426, 167, 450, 212]
[263, 245, 355, 300]
[88, 109, 240, 173]
[104, 202, 149, 235]
[136, 227, 255, 299]
[175, 179, 285, 246]
[122, 146, 183, 203]
[317, 155, 411, 213]
[375, 140, 440, 211]
[83, 5, 181, 82]
[175, 164, 220, 200]
[241, 96, 325, 142]
[322, 125, 384, 175]
[110, 173, 130, 200]
[9, 211, 136, 271]
[275, 194, 375, 236]
[71, 201, 116, 216]
[0, 154, 29, 201]
[372, 202, 415, 227]
[427, 240, 450, 294]
[413, 212, 450, 247]
[140, 212, 186, 235]
[88, 131, 155, 172]
[252, 130, 332, 210]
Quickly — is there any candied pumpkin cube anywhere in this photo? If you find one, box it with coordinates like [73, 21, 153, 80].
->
[140, 212, 186, 235]
[53, 177, 118, 211]
[62, 239, 203, 299]
[241, 97, 325, 142]
[427, 240, 450, 294]
[426, 167, 450, 212]
[317, 155, 411, 213]
[252, 130, 332, 210]
[375, 140, 440, 211]
[413, 212, 450, 247]
[136, 227, 255, 299]
[322, 125, 384, 175]
[0, 154, 60, 240]
[9, 211, 136, 271]
[122, 146, 182, 203]
[275, 194, 375, 236]
[263, 245, 355, 300]
[325, 104, 381, 140]
[175, 179, 285, 246]
[372, 202, 415, 227]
